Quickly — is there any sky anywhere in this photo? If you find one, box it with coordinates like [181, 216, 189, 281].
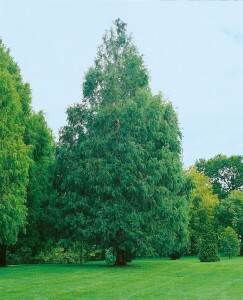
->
[1, 0, 243, 168]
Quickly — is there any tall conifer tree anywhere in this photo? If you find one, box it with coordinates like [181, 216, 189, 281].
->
[56, 20, 189, 265]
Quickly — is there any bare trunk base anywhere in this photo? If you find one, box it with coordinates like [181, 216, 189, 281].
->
[0, 244, 7, 267]
[115, 249, 127, 266]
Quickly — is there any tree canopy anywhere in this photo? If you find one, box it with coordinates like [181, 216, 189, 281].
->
[196, 155, 243, 199]
[216, 190, 243, 256]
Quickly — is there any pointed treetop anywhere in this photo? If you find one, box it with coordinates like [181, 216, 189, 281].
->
[114, 18, 127, 46]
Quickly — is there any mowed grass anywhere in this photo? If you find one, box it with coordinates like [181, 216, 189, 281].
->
[0, 256, 242, 300]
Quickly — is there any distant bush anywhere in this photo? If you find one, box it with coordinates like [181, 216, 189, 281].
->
[105, 248, 116, 266]
[88, 246, 104, 261]
[35, 246, 82, 264]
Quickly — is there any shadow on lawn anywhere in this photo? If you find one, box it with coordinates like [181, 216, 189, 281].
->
[57, 262, 139, 269]
[6, 261, 139, 269]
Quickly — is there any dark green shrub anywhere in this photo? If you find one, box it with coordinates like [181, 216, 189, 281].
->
[169, 247, 187, 260]
[7, 245, 33, 265]
[198, 230, 220, 262]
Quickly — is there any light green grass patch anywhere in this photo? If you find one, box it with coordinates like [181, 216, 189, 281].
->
[0, 256, 242, 299]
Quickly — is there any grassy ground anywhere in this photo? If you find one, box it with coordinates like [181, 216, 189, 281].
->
[0, 256, 242, 300]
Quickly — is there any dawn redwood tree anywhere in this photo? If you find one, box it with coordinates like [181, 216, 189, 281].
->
[56, 19, 189, 265]
[0, 42, 31, 266]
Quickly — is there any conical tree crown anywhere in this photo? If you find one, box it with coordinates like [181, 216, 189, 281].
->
[83, 19, 149, 109]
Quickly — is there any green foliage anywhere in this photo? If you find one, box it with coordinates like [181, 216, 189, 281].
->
[105, 248, 116, 266]
[187, 167, 218, 254]
[7, 112, 55, 263]
[219, 226, 240, 259]
[7, 245, 33, 265]
[0, 41, 55, 266]
[196, 155, 243, 199]
[21, 112, 55, 256]
[35, 246, 82, 264]
[216, 190, 243, 256]
[87, 245, 104, 261]
[34, 240, 84, 264]
[198, 225, 220, 262]
[83, 18, 149, 109]
[216, 191, 243, 235]
[0, 42, 31, 259]
[55, 19, 189, 264]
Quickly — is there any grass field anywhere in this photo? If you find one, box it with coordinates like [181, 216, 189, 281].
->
[0, 256, 242, 299]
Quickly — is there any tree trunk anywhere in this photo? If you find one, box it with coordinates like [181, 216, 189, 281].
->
[0, 244, 7, 267]
[240, 245, 243, 256]
[115, 249, 127, 266]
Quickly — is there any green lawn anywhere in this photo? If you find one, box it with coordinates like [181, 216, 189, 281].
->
[0, 256, 242, 299]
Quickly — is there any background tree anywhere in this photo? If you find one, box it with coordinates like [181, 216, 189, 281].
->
[8, 112, 55, 263]
[55, 19, 189, 265]
[219, 226, 240, 259]
[0, 41, 55, 266]
[216, 190, 243, 256]
[187, 167, 219, 254]
[196, 155, 243, 199]
[0, 42, 31, 266]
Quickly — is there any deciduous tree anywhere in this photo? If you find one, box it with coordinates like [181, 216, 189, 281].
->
[187, 167, 218, 254]
[219, 226, 240, 259]
[196, 155, 243, 199]
[216, 190, 243, 256]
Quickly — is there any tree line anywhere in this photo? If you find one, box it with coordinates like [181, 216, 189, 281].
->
[0, 20, 242, 267]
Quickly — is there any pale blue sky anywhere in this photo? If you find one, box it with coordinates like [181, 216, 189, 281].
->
[1, 0, 243, 167]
